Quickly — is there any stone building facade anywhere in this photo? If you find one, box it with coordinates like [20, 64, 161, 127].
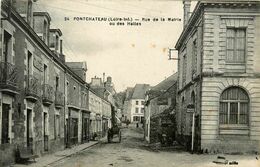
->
[0, 0, 113, 166]
[176, 1, 260, 153]
[144, 73, 177, 144]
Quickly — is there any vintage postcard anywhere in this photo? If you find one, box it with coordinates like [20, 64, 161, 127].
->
[0, 0, 259, 166]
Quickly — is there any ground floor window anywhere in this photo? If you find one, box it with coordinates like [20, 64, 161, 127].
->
[219, 87, 249, 125]
[54, 115, 60, 139]
[133, 116, 140, 122]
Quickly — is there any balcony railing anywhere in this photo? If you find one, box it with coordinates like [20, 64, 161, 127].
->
[25, 75, 40, 101]
[42, 84, 54, 105]
[55, 90, 64, 107]
[0, 61, 18, 93]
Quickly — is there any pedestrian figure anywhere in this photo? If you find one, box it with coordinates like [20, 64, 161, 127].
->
[136, 123, 139, 128]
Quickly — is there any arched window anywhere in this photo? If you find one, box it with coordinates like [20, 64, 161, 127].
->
[220, 87, 249, 125]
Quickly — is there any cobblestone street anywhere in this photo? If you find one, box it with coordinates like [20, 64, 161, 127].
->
[48, 126, 259, 167]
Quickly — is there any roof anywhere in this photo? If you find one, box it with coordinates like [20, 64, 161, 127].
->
[175, 1, 260, 50]
[50, 29, 62, 36]
[33, 12, 51, 22]
[131, 84, 150, 99]
[147, 73, 178, 99]
[152, 73, 178, 91]
[66, 62, 87, 71]
[125, 87, 134, 100]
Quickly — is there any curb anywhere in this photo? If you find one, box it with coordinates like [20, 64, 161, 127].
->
[44, 142, 99, 167]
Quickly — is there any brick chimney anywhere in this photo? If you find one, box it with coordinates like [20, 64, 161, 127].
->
[33, 12, 51, 45]
[183, 0, 191, 28]
[12, 0, 34, 26]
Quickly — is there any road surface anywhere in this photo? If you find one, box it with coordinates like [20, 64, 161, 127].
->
[50, 126, 259, 167]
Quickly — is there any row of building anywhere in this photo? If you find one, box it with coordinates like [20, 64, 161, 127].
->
[0, 0, 117, 166]
[144, 0, 260, 154]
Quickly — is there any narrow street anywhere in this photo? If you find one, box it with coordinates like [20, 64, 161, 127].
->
[49, 126, 259, 167]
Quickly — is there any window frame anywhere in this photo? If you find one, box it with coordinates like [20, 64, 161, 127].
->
[219, 87, 249, 128]
[226, 28, 246, 64]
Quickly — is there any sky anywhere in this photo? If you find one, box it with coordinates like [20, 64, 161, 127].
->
[35, 0, 196, 92]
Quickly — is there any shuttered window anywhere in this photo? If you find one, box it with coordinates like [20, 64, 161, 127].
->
[226, 29, 246, 63]
[219, 87, 249, 125]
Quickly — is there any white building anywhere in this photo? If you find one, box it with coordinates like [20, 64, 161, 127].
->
[124, 84, 150, 123]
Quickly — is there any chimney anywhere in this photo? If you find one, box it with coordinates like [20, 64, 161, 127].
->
[103, 73, 105, 83]
[183, 0, 191, 28]
[107, 76, 112, 84]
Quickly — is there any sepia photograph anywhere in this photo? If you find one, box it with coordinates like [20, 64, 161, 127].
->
[0, 0, 260, 166]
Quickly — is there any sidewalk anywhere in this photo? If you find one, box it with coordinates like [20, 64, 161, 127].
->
[13, 141, 99, 167]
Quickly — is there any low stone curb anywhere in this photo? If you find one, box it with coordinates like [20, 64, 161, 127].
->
[43, 141, 99, 167]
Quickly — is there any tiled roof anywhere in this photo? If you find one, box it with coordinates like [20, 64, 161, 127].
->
[147, 73, 178, 99]
[131, 84, 150, 99]
[152, 73, 178, 91]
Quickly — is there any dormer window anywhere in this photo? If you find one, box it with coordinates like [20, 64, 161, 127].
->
[43, 20, 47, 43]
[27, 0, 33, 25]
[55, 35, 59, 51]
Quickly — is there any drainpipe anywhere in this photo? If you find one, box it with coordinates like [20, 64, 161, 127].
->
[198, 12, 205, 152]
[63, 69, 66, 148]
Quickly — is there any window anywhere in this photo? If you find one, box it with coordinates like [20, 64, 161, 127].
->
[192, 39, 197, 75]
[182, 54, 187, 87]
[55, 35, 59, 51]
[141, 108, 144, 113]
[27, 0, 32, 24]
[133, 116, 140, 122]
[219, 87, 249, 125]
[136, 101, 139, 105]
[135, 107, 139, 113]
[226, 28, 246, 63]
[3, 31, 12, 63]
[43, 20, 47, 43]
[54, 114, 60, 139]
[43, 64, 47, 84]
[141, 101, 145, 105]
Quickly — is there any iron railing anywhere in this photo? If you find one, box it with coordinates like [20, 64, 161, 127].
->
[25, 75, 40, 97]
[0, 61, 18, 90]
[42, 84, 54, 103]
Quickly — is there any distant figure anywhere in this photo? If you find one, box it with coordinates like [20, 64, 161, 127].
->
[136, 123, 139, 128]
[126, 120, 130, 128]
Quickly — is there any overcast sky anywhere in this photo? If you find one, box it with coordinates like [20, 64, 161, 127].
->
[35, 0, 196, 92]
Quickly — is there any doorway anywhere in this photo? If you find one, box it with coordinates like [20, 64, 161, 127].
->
[1, 103, 10, 144]
[26, 109, 32, 148]
[43, 112, 48, 151]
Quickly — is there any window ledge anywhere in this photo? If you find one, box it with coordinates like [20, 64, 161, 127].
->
[220, 124, 248, 129]
[219, 125, 249, 135]
[225, 63, 245, 65]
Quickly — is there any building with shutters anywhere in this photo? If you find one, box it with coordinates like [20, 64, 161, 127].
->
[175, 1, 260, 153]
